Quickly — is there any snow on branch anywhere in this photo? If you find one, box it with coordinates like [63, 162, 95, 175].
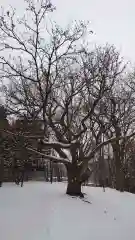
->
[26, 147, 69, 164]
[1, 130, 77, 150]
[0, 129, 44, 139]
[40, 139, 77, 149]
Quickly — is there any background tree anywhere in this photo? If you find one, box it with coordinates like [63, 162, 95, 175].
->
[0, 104, 9, 186]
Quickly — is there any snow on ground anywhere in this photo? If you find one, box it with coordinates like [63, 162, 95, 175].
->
[0, 182, 135, 240]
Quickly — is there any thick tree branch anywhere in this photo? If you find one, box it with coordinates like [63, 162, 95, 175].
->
[84, 132, 135, 163]
[26, 147, 69, 164]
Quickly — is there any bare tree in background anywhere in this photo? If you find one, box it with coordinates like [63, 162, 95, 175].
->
[95, 81, 135, 191]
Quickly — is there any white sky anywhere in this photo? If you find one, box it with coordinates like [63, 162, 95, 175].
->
[1, 0, 135, 64]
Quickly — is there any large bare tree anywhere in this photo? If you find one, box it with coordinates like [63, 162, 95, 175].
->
[0, 0, 134, 197]
[33, 46, 127, 197]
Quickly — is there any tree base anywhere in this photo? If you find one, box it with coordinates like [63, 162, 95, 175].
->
[66, 192, 84, 198]
[66, 182, 84, 198]
[116, 186, 124, 192]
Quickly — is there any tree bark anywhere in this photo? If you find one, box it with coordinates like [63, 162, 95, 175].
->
[66, 180, 83, 197]
[66, 163, 84, 198]
[0, 159, 4, 187]
[112, 142, 124, 191]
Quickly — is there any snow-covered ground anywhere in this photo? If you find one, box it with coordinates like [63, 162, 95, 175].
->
[0, 182, 135, 240]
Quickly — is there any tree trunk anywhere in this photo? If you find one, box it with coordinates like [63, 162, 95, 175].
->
[0, 159, 4, 187]
[66, 163, 83, 198]
[116, 168, 124, 191]
[50, 162, 53, 184]
[113, 142, 124, 191]
[66, 180, 83, 197]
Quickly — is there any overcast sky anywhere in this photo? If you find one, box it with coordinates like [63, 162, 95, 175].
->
[1, 0, 135, 63]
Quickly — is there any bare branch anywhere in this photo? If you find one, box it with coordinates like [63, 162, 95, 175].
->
[84, 132, 135, 163]
[26, 147, 69, 164]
